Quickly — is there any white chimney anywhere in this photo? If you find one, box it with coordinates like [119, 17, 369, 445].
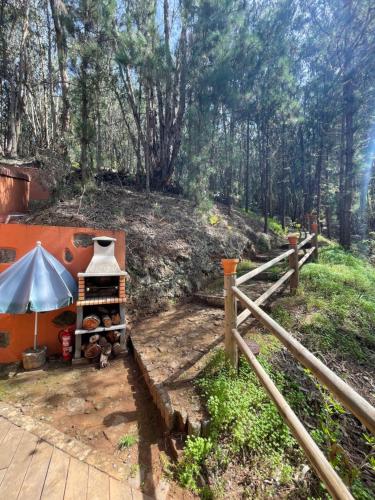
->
[79, 237, 125, 276]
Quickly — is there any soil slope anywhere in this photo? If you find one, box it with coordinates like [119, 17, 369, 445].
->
[22, 186, 282, 318]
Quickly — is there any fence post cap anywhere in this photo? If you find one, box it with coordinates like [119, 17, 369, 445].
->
[287, 233, 299, 246]
[311, 222, 318, 233]
[221, 259, 239, 275]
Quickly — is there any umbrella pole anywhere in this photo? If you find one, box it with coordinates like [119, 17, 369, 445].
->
[34, 312, 38, 350]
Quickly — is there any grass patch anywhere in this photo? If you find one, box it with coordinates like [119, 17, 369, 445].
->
[236, 259, 256, 275]
[178, 348, 373, 498]
[178, 244, 375, 498]
[118, 434, 138, 449]
[177, 351, 304, 496]
[282, 245, 375, 364]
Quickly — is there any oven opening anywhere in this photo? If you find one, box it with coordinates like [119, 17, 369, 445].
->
[85, 276, 119, 299]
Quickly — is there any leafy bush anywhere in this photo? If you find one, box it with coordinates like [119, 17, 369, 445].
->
[177, 436, 213, 492]
[257, 232, 272, 252]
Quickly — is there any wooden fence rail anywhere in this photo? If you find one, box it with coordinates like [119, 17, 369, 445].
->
[232, 328, 353, 500]
[222, 222, 375, 500]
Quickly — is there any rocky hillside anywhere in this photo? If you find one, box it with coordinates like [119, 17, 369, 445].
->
[22, 186, 283, 318]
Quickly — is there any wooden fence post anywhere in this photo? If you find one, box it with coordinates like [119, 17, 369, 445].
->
[311, 222, 319, 261]
[288, 234, 299, 294]
[221, 258, 239, 368]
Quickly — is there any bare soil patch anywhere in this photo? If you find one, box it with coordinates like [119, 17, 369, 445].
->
[0, 354, 195, 499]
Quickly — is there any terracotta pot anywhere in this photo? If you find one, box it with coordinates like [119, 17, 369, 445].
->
[221, 259, 239, 275]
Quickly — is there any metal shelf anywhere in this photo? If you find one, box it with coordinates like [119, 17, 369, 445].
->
[75, 323, 126, 335]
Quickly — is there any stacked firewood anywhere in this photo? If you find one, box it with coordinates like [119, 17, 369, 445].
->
[81, 307, 123, 368]
[82, 308, 121, 331]
[82, 330, 122, 367]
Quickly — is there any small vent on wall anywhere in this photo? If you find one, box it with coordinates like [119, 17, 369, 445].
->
[73, 233, 95, 248]
[0, 332, 10, 348]
[64, 247, 73, 262]
[0, 248, 16, 263]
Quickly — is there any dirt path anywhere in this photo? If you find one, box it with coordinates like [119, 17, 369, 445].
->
[0, 355, 194, 499]
[131, 279, 282, 438]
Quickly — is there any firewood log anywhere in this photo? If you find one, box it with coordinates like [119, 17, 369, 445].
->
[98, 336, 108, 347]
[83, 314, 100, 331]
[102, 315, 112, 328]
[84, 343, 101, 359]
[111, 311, 121, 325]
[102, 343, 112, 356]
[112, 342, 122, 357]
[106, 330, 120, 344]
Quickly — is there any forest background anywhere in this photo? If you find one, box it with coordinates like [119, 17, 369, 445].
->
[1, 0, 375, 249]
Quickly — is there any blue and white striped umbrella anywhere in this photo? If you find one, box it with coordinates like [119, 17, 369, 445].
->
[0, 241, 77, 349]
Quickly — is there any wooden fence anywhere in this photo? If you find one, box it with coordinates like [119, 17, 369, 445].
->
[222, 222, 375, 500]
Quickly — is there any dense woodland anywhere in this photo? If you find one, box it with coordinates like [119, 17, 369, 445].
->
[1, 0, 375, 248]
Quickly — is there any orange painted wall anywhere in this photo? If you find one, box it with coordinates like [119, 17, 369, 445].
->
[0, 224, 126, 364]
[16, 167, 50, 201]
[0, 168, 30, 215]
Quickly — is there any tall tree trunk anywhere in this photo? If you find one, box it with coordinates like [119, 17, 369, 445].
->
[80, 54, 89, 185]
[46, 1, 57, 143]
[339, 0, 355, 249]
[299, 126, 306, 220]
[341, 71, 355, 248]
[7, 83, 19, 157]
[6, 4, 29, 158]
[227, 115, 234, 214]
[280, 121, 286, 229]
[145, 80, 151, 195]
[325, 205, 331, 239]
[49, 0, 69, 134]
[263, 121, 269, 234]
[315, 132, 324, 226]
[95, 60, 102, 170]
[245, 116, 250, 212]
[338, 114, 345, 243]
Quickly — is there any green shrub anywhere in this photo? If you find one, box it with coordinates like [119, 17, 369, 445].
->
[177, 436, 213, 492]
[196, 197, 214, 216]
[269, 217, 286, 236]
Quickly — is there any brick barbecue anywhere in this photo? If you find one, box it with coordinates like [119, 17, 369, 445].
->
[74, 237, 126, 362]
